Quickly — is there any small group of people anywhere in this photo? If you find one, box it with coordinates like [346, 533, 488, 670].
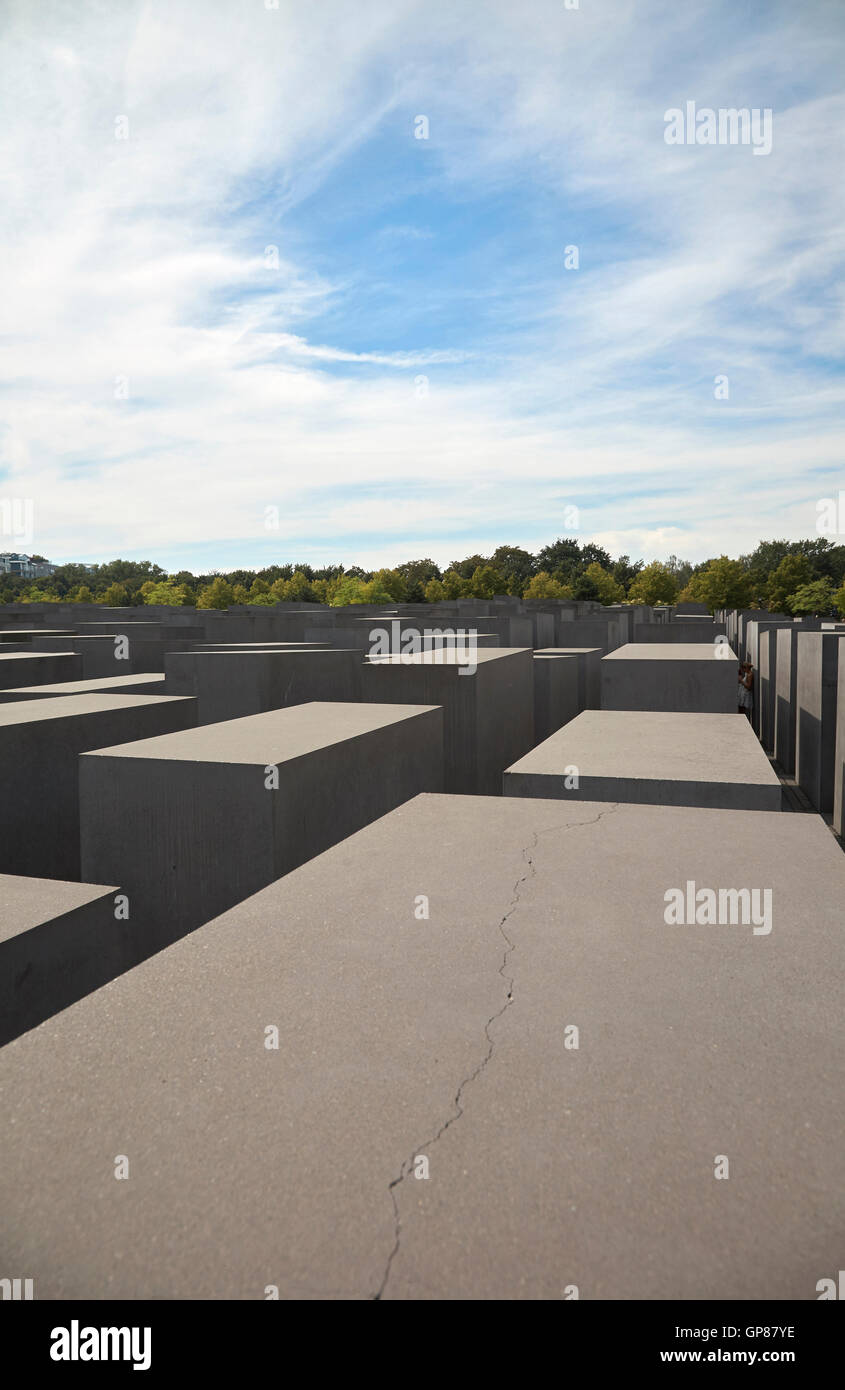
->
[738, 661, 754, 720]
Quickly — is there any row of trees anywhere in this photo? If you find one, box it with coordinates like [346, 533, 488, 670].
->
[5, 538, 845, 615]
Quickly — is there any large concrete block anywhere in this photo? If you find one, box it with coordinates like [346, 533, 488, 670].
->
[795, 632, 843, 812]
[535, 646, 602, 710]
[79, 702, 443, 948]
[774, 627, 800, 774]
[834, 657, 845, 839]
[0, 694, 197, 880]
[28, 634, 138, 677]
[504, 710, 781, 810]
[0, 672, 167, 703]
[164, 648, 363, 724]
[2, 794, 843, 1298]
[361, 648, 533, 794]
[0, 873, 127, 1045]
[531, 654, 580, 744]
[601, 644, 738, 712]
[0, 651, 82, 687]
[633, 620, 723, 644]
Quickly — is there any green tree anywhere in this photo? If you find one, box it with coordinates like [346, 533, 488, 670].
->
[102, 582, 129, 606]
[766, 554, 811, 612]
[490, 545, 535, 595]
[441, 569, 470, 599]
[469, 564, 505, 599]
[143, 579, 190, 606]
[678, 557, 752, 612]
[197, 576, 235, 609]
[396, 559, 441, 602]
[584, 562, 625, 605]
[371, 568, 407, 602]
[628, 561, 678, 606]
[523, 571, 573, 600]
[834, 582, 845, 618]
[424, 578, 446, 603]
[786, 578, 835, 616]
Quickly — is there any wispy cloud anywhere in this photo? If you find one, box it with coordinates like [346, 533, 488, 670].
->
[1, 0, 843, 570]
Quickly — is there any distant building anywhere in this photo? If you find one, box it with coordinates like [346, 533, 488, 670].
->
[0, 552, 57, 579]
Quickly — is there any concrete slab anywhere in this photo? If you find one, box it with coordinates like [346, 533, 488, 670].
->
[834, 657, 845, 839]
[0, 694, 198, 880]
[795, 632, 844, 812]
[774, 627, 801, 775]
[79, 701, 443, 949]
[1, 794, 842, 1298]
[361, 648, 534, 794]
[633, 621, 724, 644]
[0, 651, 82, 687]
[0, 873, 126, 1045]
[504, 710, 782, 810]
[601, 643, 737, 713]
[0, 673, 167, 703]
[164, 648, 363, 724]
[535, 647, 602, 710]
[531, 654, 580, 744]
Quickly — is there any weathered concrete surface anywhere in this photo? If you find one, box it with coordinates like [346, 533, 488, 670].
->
[535, 647, 602, 710]
[504, 710, 782, 810]
[1, 794, 842, 1299]
[795, 632, 843, 812]
[164, 648, 363, 724]
[0, 873, 124, 1045]
[601, 644, 738, 713]
[361, 648, 533, 794]
[79, 702, 443, 948]
[0, 672, 167, 703]
[0, 651, 82, 687]
[532, 654, 580, 744]
[0, 694, 198, 880]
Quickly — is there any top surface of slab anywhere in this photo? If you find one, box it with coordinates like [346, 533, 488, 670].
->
[0, 649, 77, 662]
[366, 647, 528, 666]
[82, 700, 440, 763]
[0, 793, 842, 1299]
[0, 873, 118, 944]
[603, 643, 735, 661]
[0, 673, 165, 697]
[0, 693, 193, 728]
[507, 710, 781, 786]
[535, 646, 603, 655]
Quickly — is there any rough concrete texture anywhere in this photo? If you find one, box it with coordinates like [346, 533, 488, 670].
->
[1, 793, 842, 1299]
[795, 631, 843, 812]
[0, 672, 167, 702]
[601, 644, 738, 713]
[535, 647, 602, 710]
[164, 648, 363, 724]
[0, 873, 124, 1045]
[79, 702, 444, 948]
[361, 648, 534, 795]
[504, 710, 782, 810]
[0, 651, 82, 687]
[0, 694, 198, 880]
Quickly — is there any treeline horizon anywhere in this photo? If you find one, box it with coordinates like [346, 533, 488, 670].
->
[6, 536, 845, 616]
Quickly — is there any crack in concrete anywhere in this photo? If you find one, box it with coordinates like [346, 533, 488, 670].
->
[372, 802, 621, 1300]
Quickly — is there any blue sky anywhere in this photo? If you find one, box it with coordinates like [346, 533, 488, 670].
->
[1, 0, 844, 572]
